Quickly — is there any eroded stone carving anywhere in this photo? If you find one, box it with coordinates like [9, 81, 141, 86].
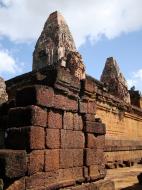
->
[0, 77, 8, 104]
[100, 57, 130, 103]
[33, 11, 85, 80]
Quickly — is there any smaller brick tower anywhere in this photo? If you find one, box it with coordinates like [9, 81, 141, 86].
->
[33, 11, 85, 80]
[100, 57, 130, 103]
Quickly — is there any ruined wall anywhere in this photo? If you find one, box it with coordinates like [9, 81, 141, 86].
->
[0, 67, 114, 190]
[95, 86, 142, 168]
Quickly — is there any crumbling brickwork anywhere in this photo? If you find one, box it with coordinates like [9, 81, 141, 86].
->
[0, 10, 142, 190]
[0, 66, 114, 190]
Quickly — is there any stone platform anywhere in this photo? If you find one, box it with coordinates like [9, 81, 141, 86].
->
[106, 165, 142, 190]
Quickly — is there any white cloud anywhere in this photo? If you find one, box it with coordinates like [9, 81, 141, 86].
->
[0, 0, 142, 47]
[127, 69, 142, 92]
[0, 49, 22, 74]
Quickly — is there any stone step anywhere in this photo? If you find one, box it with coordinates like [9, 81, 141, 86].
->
[106, 165, 142, 190]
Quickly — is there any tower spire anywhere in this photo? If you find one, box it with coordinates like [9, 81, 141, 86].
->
[33, 11, 85, 80]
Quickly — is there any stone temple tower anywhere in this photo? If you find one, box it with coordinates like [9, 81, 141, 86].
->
[33, 11, 85, 80]
[100, 57, 130, 103]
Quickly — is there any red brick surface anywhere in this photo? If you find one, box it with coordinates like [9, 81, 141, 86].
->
[26, 171, 59, 189]
[86, 134, 105, 149]
[63, 112, 74, 130]
[27, 150, 44, 175]
[61, 130, 84, 149]
[79, 101, 96, 114]
[60, 149, 74, 168]
[59, 167, 84, 182]
[45, 149, 59, 171]
[73, 114, 83, 131]
[6, 126, 45, 150]
[85, 148, 104, 166]
[46, 128, 60, 148]
[0, 150, 27, 178]
[47, 110, 62, 129]
[84, 121, 106, 135]
[8, 106, 47, 128]
[16, 86, 54, 107]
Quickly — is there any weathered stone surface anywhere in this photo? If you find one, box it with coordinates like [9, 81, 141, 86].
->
[33, 11, 85, 80]
[100, 57, 130, 103]
[45, 149, 59, 172]
[6, 126, 45, 150]
[63, 112, 74, 130]
[84, 121, 106, 135]
[0, 150, 26, 178]
[0, 77, 8, 104]
[8, 106, 47, 128]
[61, 130, 85, 149]
[47, 110, 62, 129]
[16, 85, 54, 107]
[27, 150, 44, 175]
[59, 149, 83, 169]
[25, 172, 59, 189]
[46, 128, 60, 148]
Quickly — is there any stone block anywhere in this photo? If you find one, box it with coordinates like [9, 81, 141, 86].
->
[72, 167, 84, 182]
[87, 101, 96, 114]
[66, 97, 78, 111]
[60, 149, 83, 169]
[79, 101, 87, 114]
[86, 134, 105, 149]
[79, 100, 96, 114]
[59, 167, 84, 182]
[83, 76, 96, 93]
[84, 121, 106, 135]
[84, 114, 96, 122]
[73, 114, 83, 131]
[61, 130, 84, 149]
[85, 148, 104, 166]
[8, 106, 47, 128]
[89, 165, 100, 180]
[16, 85, 54, 107]
[63, 112, 74, 130]
[54, 93, 67, 110]
[45, 149, 59, 172]
[6, 126, 45, 150]
[89, 164, 106, 181]
[47, 110, 62, 129]
[26, 171, 59, 189]
[27, 150, 44, 175]
[60, 149, 74, 168]
[46, 128, 60, 149]
[73, 149, 84, 167]
[54, 94, 78, 111]
[0, 150, 26, 178]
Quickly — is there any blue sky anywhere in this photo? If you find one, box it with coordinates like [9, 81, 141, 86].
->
[0, 0, 142, 91]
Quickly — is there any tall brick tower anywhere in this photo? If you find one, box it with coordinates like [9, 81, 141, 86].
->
[33, 11, 85, 80]
[100, 57, 130, 103]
